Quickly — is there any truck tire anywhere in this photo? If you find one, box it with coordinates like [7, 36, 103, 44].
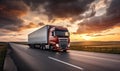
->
[63, 50, 67, 52]
[49, 45, 53, 51]
[41, 45, 43, 50]
[45, 45, 50, 50]
[42, 45, 45, 50]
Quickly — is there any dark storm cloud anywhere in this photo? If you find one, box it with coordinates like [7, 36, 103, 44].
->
[0, 0, 28, 31]
[23, 0, 95, 20]
[45, 0, 95, 19]
[76, 0, 120, 34]
[23, 0, 47, 10]
[0, 14, 24, 31]
[0, 0, 95, 31]
[106, 0, 120, 15]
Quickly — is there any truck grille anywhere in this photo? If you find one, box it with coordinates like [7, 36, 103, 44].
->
[59, 38, 68, 49]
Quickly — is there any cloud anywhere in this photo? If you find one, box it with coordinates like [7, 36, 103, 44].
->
[0, 0, 96, 32]
[23, 0, 95, 21]
[76, 0, 120, 34]
[0, 0, 28, 31]
[23, 0, 47, 10]
[66, 24, 71, 27]
[18, 22, 44, 31]
[2, 0, 120, 35]
[38, 22, 45, 26]
[45, 0, 95, 19]
[0, 33, 16, 36]
[86, 33, 119, 37]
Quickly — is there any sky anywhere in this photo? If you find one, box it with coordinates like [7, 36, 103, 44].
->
[0, 0, 120, 42]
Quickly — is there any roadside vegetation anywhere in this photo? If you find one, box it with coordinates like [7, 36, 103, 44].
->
[0, 42, 7, 71]
[14, 41, 120, 54]
[13, 42, 28, 45]
[70, 41, 120, 54]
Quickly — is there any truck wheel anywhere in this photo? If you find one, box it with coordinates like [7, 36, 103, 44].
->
[41, 45, 43, 50]
[42, 45, 46, 50]
[49, 45, 53, 51]
[63, 50, 67, 52]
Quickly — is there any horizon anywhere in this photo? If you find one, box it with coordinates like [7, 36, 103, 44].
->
[1, 41, 120, 43]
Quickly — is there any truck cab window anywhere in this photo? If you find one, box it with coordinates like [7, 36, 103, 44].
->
[55, 29, 69, 37]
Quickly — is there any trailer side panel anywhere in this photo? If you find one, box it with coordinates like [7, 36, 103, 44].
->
[28, 26, 48, 44]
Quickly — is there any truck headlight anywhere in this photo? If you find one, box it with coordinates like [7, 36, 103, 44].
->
[56, 44, 59, 47]
[68, 43, 70, 47]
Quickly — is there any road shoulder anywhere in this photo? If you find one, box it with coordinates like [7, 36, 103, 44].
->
[4, 49, 17, 71]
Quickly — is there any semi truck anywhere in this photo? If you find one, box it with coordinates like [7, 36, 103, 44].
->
[28, 25, 70, 52]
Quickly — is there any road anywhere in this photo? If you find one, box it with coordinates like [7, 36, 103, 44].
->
[9, 43, 120, 71]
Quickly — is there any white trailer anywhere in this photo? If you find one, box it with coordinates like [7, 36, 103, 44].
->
[28, 25, 48, 44]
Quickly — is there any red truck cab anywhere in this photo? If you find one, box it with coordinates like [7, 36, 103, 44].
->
[49, 26, 70, 51]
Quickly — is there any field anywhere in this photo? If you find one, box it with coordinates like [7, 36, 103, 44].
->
[14, 41, 120, 54]
[0, 42, 7, 71]
[70, 41, 120, 54]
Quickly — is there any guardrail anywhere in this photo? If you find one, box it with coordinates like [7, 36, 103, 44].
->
[9, 44, 34, 71]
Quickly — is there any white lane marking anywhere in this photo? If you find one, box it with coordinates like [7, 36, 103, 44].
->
[48, 56, 83, 71]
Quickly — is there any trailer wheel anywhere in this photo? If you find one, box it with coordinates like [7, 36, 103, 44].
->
[29, 44, 34, 48]
[39, 44, 42, 49]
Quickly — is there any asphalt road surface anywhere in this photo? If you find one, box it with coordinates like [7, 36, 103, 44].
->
[9, 43, 120, 71]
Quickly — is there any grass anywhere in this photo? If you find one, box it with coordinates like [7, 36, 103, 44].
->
[13, 42, 28, 45]
[0, 42, 7, 71]
[70, 41, 120, 54]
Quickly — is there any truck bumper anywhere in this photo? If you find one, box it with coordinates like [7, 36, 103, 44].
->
[54, 46, 69, 51]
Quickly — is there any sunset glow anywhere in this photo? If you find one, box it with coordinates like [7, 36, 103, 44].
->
[0, 0, 120, 42]
[81, 35, 92, 41]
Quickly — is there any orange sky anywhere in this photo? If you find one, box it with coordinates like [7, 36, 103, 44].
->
[1, 24, 120, 42]
[0, 0, 120, 42]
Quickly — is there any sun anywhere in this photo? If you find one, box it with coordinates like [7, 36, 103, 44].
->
[81, 35, 91, 40]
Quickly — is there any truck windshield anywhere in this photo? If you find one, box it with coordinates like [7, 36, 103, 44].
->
[55, 30, 69, 37]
